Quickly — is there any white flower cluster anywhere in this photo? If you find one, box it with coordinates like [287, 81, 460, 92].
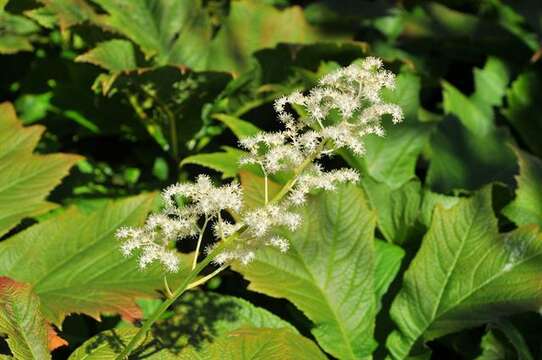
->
[289, 165, 360, 205]
[240, 57, 403, 176]
[116, 175, 242, 272]
[117, 57, 402, 272]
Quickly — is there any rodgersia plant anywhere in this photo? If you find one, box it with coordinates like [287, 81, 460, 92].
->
[114, 57, 403, 359]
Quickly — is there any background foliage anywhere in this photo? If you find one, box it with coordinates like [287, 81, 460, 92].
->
[2, 0, 542, 359]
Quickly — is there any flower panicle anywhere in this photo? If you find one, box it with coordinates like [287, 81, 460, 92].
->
[116, 57, 402, 272]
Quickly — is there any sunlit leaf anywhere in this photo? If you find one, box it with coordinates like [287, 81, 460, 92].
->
[234, 184, 378, 359]
[0, 102, 82, 237]
[0, 193, 192, 325]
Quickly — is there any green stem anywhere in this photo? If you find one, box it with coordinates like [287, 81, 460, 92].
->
[269, 141, 327, 204]
[186, 264, 228, 290]
[115, 246, 222, 360]
[192, 216, 209, 270]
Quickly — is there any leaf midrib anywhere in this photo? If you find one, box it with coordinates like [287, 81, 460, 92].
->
[286, 199, 358, 360]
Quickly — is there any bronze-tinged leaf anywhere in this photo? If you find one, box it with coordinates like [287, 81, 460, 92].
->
[0, 277, 63, 359]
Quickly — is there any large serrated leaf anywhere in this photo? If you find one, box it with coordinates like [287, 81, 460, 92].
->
[234, 184, 378, 359]
[0, 102, 82, 237]
[361, 177, 422, 244]
[0, 194, 190, 325]
[386, 188, 542, 359]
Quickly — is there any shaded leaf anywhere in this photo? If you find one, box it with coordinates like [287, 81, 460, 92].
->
[70, 327, 325, 360]
[502, 148, 542, 227]
[234, 184, 378, 359]
[361, 177, 422, 244]
[0, 102, 82, 237]
[502, 71, 542, 157]
[387, 189, 542, 359]
[56, 0, 330, 73]
[71, 291, 303, 359]
[426, 116, 516, 192]
[149, 291, 298, 352]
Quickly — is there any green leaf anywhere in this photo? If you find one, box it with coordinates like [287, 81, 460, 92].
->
[0, 102, 82, 237]
[203, 1, 324, 74]
[502, 148, 542, 227]
[374, 241, 404, 312]
[34, 0, 100, 29]
[442, 81, 494, 136]
[0, 11, 39, 54]
[428, 57, 516, 192]
[101, 67, 231, 158]
[181, 146, 246, 179]
[213, 113, 261, 139]
[361, 178, 422, 244]
[0, 193, 191, 325]
[471, 57, 510, 109]
[0, 277, 50, 360]
[419, 190, 460, 227]
[233, 184, 378, 359]
[502, 71, 542, 157]
[178, 328, 327, 360]
[443, 57, 509, 136]
[76, 39, 138, 72]
[387, 188, 542, 359]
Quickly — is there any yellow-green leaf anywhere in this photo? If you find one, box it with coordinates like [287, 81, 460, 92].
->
[0, 102, 82, 237]
[234, 184, 378, 359]
[0, 194, 190, 325]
